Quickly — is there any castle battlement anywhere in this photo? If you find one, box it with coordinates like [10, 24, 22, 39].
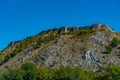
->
[58, 24, 114, 33]
[59, 26, 80, 33]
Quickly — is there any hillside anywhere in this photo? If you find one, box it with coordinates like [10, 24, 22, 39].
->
[0, 23, 120, 72]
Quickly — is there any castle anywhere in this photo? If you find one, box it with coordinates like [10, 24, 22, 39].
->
[59, 24, 114, 33]
[59, 26, 80, 33]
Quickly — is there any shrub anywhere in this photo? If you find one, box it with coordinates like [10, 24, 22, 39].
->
[41, 33, 57, 42]
[21, 62, 37, 80]
[70, 29, 95, 36]
[1, 62, 120, 80]
[111, 38, 120, 47]
[104, 65, 120, 80]
[1, 68, 24, 80]
[4, 53, 11, 63]
[37, 67, 56, 80]
[106, 45, 113, 53]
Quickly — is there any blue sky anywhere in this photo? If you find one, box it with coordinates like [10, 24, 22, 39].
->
[0, 0, 120, 50]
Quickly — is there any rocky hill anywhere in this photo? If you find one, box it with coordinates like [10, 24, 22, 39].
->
[0, 23, 120, 72]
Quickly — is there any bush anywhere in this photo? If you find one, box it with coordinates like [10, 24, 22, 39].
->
[37, 67, 56, 80]
[0, 49, 19, 65]
[4, 54, 11, 63]
[41, 32, 57, 42]
[70, 29, 95, 36]
[104, 65, 120, 80]
[111, 38, 120, 47]
[106, 45, 113, 53]
[1, 68, 24, 80]
[1, 63, 120, 80]
[21, 62, 37, 80]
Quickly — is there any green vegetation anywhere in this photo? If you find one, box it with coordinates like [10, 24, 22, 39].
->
[41, 32, 57, 43]
[1, 62, 120, 80]
[21, 62, 37, 80]
[106, 38, 120, 53]
[1, 68, 24, 80]
[60, 29, 95, 36]
[33, 31, 57, 49]
[70, 29, 95, 36]
[105, 65, 120, 80]
[111, 38, 120, 47]
[0, 31, 57, 66]
[1, 28, 120, 80]
[0, 28, 94, 66]
[106, 45, 113, 53]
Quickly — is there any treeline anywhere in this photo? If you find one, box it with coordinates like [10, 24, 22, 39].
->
[0, 62, 120, 80]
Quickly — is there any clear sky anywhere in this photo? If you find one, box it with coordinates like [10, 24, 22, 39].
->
[0, 0, 120, 50]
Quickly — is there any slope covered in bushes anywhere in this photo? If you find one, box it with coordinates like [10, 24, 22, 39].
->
[0, 62, 120, 80]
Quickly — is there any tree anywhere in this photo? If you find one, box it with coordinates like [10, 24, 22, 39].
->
[36, 67, 56, 80]
[105, 65, 120, 80]
[1, 68, 23, 80]
[21, 62, 37, 80]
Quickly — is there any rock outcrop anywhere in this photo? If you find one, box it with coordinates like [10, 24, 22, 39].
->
[0, 24, 120, 72]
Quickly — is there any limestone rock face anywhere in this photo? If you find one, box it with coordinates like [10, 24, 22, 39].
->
[0, 24, 120, 72]
[83, 51, 97, 64]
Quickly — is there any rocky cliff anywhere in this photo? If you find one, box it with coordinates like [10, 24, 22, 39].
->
[0, 24, 120, 72]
